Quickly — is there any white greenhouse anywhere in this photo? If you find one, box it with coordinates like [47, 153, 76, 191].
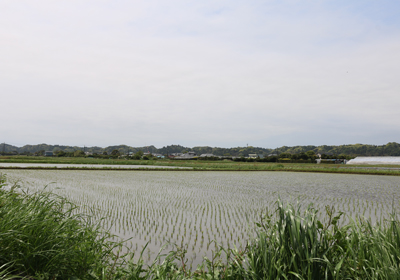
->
[346, 157, 400, 165]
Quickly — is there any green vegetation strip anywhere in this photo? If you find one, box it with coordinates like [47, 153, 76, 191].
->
[0, 166, 191, 171]
[1, 174, 400, 279]
[1, 159, 400, 175]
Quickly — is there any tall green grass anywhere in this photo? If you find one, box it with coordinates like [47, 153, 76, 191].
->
[0, 174, 123, 279]
[230, 201, 400, 279]
[1, 173, 400, 279]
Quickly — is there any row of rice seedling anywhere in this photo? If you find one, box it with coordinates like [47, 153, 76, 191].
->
[4, 169, 400, 267]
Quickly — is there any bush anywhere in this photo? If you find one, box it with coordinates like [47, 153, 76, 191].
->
[73, 150, 85, 157]
[197, 156, 220, 161]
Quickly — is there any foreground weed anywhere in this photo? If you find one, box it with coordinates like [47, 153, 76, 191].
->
[0, 175, 123, 279]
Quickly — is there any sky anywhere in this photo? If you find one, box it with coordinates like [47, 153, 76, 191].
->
[1, 0, 400, 149]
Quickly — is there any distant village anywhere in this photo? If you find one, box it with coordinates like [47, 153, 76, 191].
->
[3, 142, 400, 165]
[39, 150, 350, 164]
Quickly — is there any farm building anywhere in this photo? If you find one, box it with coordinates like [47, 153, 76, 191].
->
[248, 154, 264, 159]
[199, 153, 218, 158]
[174, 151, 197, 159]
[346, 157, 400, 165]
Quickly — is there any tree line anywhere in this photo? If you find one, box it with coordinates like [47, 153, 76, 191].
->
[2, 142, 400, 157]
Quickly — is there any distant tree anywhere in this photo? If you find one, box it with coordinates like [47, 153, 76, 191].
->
[306, 150, 316, 159]
[55, 150, 66, 157]
[321, 154, 334, 159]
[35, 150, 45, 156]
[298, 152, 308, 160]
[291, 154, 299, 160]
[74, 150, 85, 157]
[279, 152, 292, 159]
[267, 156, 278, 162]
[102, 151, 108, 155]
[133, 151, 143, 160]
[110, 150, 120, 157]
[234, 156, 246, 162]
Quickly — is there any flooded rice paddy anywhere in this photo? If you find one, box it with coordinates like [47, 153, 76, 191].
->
[4, 170, 400, 268]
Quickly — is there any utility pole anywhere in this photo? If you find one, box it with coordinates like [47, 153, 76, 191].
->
[2, 143, 5, 155]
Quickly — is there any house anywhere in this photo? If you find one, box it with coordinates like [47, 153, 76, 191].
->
[152, 153, 165, 158]
[199, 153, 221, 159]
[199, 153, 217, 158]
[170, 153, 183, 157]
[142, 152, 164, 158]
[175, 151, 197, 159]
[248, 154, 258, 159]
[44, 151, 53, 157]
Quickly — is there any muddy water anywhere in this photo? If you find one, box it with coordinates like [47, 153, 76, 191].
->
[4, 170, 400, 268]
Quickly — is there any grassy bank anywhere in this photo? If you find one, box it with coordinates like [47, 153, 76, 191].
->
[1, 156, 400, 175]
[1, 173, 400, 279]
[0, 156, 147, 165]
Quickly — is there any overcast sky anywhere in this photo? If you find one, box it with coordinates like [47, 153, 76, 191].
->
[1, 1, 400, 148]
